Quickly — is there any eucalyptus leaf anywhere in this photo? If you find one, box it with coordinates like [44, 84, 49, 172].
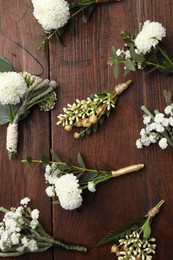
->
[83, 171, 98, 181]
[114, 63, 119, 79]
[77, 153, 86, 169]
[41, 155, 50, 165]
[0, 55, 14, 72]
[50, 149, 61, 162]
[65, 158, 72, 167]
[124, 60, 136, 71]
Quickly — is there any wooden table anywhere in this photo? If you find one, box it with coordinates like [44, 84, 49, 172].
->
[0, 0, 173, 259]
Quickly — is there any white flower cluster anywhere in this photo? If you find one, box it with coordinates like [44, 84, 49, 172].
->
[45, 164, 83, 210]
[117, 231, 156, 260]
[0, 72, 27, 105]
[57, 94, 115, 127]
[135, 20, 166, 54]
[136, 106, 173, 150]
[0, 197, 39, 253]
[32, 0, 70, 31]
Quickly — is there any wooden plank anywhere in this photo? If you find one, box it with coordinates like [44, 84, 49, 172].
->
[0, 1, 52, 259]
[50, 0, 173, 259]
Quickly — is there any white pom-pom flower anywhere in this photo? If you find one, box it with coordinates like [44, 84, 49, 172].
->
[0, 72, 27, 105]
[135, 20, 166, 54]
[55, 174, 83, 210]
[32, 0, 70, 31]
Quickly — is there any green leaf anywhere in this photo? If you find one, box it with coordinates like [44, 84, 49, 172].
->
[97, 216, 147, 247]
[26, 157, 32, 163]
[65, 158, 72, 167]
[82, 4, 95, 23]
[0, 55, 14, 72]
[83, 171, 98, 181]
[92, 123, 98, 133]
[86, 128, 91, 135]
[0, 103, 21, 125]
[41, 155, 50, 164]
[143, 218, 151, 239]
[124, 60, 136, 71]
[77, 153, 86, 169]
[111, 47, 118, 59]
[50, 149, 61, 162]
[113, 63, 119, 79]
[98, 116, 104, 125]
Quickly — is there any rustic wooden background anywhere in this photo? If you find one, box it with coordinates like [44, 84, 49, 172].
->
[0, 0, 173, 259]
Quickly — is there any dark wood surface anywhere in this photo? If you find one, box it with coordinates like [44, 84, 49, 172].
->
[0, 0, 173, 259]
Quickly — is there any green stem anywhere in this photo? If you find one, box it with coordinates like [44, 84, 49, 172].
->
[81, 174, 112, 189]
[8, 104, 13, 124]
[141, 105, 155, 119]
[157, 45, 173, 66]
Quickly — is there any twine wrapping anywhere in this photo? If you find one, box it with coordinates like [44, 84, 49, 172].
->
[6, 123, 18, 154]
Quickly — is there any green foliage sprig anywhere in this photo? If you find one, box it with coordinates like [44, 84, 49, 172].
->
[57, 80, 132, 138]
[22, 151, 144, 210]
[97, 200, 164, 259]
[109, 24, 173, 79]
[37, 0, 121, 48]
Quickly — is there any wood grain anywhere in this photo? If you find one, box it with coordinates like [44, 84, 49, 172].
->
[0, 0, 173, 259]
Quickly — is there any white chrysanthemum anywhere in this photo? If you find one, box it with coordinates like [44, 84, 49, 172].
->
[55, 174, 83, 210]
[0, 72, 27, 105]
[32, 0, 70, 31]
[159, 138, 168, 149]
[135, 20, 166, 54]
[88, 181, 96, 192]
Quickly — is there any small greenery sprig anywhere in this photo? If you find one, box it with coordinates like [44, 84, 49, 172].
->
[22, 151, 144, 210]
[97, 200, 164, 260]
[136, 90, 173, 151]
[57, 80, 132, 138]
[108, 20, 173, 79]
[0, 197, 87, 257]
[33, 0, 121, 48]
[0, 56, 57, 159]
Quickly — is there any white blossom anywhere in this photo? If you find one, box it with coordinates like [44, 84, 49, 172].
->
[55, 174, 83, 210]
[143, 116, 151, 125]
[31, 209, 39, 220]
[20, 197, 30, 205]
[135, 20, 166, 54]
[88, 181, 96, 192]
[158, 138, 168, 149]
[136, 139, 143, 149]
[32, 0, 70, 31]
[45, 186, 55, 197]
[0, 72, 27, 105]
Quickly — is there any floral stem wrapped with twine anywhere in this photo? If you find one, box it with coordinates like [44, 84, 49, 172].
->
[97, 200, 164, 260]
[57, 80, 132, 138]
[0, 63, 57, 160]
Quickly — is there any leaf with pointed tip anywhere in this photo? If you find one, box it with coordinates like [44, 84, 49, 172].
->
[0, 55, 14, 72]
[50, 149, 61, 162]
[77, 153, 86, 169]
[41, 155, 50, 165]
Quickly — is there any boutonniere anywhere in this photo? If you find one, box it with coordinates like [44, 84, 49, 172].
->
[136, 90, 173, 151]
[31, 0, 121, 48]
[97, 200, 164, 260]
[57, 80, 132, 138]
[22, 151, 144, 210]
[108, 20, 173, 78]
[0, 198, 87, 257]
[0, 56, 57, 159]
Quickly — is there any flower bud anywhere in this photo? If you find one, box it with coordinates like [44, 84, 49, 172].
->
[96, 105, 105, 116]
[75, 120, 82, 127]
[64, 125, 72, 131]
[74, 132, 80, 139]
[111, 244, 119, 253]
[82, 119, 92, 128]
[89, 115, 98, 124]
